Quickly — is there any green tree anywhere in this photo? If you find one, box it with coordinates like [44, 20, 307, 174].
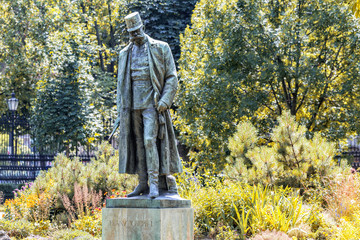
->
[175, 0, 360, 170]
[0, 0, 131, 127]
[0, 0, 44, 115]
[31, 26, 93, 154]
[74, 0, 130, 117]
[1, 0, 197, 149]
[226, 112, 339, 196]
[0, 0, 133, 150]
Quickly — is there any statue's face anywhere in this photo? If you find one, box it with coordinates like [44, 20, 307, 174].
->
[129, 26, 145, 45]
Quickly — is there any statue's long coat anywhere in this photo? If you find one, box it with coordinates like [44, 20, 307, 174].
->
[117, 35, 182, 175]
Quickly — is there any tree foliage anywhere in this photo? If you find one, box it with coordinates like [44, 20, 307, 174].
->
[0, 0, 133, 150]
[31, 27, 93, 153]
[175, 0, 360, 169]
[0, 0, 130, 111]
[0, 0, 197, 151]
[0, 0, 43, 115]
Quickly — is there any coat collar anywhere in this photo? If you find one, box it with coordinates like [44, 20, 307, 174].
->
[146, 34, 157, 46]
[123, 34, 157, 53]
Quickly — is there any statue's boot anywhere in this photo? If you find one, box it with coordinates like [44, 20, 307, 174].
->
[128, 139, 149, 198]
[166, 175, 178, 194]
[148, 170, 159, 199]
[144, 132, 159, 199]
[127, 175, 149, 197]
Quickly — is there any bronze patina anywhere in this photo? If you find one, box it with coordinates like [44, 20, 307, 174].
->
[113, 12, 182, 199]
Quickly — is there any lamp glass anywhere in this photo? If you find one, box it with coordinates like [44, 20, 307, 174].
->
[7, 93, 19, 111]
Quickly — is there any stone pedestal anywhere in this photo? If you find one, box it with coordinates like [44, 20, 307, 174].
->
[102, 195, 194, 240]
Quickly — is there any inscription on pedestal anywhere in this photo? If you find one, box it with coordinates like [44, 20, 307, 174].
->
[121, 219, 153, 228]
[102, 207, 194, 240]
[103, 198, 193, 240]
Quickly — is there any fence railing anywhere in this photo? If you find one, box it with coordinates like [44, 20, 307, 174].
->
[0, 113, 32, 155]
[0, 154, 94, 184]
[0, 111, 113, 184]
[336, 150, 360, 169]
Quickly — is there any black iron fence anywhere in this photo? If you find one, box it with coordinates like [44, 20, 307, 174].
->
[0, 113, 32, 155]
[337, 150, 360, 169]
[0, 155, 51, 184]
[0, 112, 100, 184]
[0, 154, 94, 184]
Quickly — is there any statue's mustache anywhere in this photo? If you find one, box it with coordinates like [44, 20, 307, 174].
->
[130, 34, 145, 42]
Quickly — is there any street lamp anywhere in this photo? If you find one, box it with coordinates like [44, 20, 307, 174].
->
[7, 93, 18, 155]
[7, 93, 19, 111]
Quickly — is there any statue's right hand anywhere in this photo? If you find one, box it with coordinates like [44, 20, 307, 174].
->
[156, 101, 167, 112]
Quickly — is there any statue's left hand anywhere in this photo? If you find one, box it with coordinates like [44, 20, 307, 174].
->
[156, 101, 168, 112]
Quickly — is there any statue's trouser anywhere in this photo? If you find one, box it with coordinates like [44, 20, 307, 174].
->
[132, 108, 159, 198]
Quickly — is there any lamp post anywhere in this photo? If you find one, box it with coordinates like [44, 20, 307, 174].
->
[7, 93, 18, 155]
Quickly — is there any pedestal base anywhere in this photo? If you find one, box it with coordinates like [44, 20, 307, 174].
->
[102, 196, 194, 240]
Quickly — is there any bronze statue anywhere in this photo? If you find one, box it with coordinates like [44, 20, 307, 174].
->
[113, 12, 182, 198]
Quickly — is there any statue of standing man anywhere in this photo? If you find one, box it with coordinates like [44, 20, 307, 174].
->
[115, 12, 183, 198]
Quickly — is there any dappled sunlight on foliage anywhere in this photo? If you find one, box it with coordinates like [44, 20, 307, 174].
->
[1, 0, 360, 239]
[226, 111, 341, 199]
[175, 0, 360, 171]
[4, 181, 55, 222]
[180, 173, 320, 239]
[3, 143, 135, 238]
[330, 209, 360, 239]
[0, 0, 133, 150]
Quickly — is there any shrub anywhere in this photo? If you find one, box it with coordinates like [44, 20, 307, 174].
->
[0, 219, 35, 239]
[324, 170, 360, 220]
[4, 180, 55, 222]
[59, 182, 102, 224]
[72, 214, 102, 237]
[330, 210, 360, 240]
[176, 163, 214, 200]
[215, 226, 239, 240]
[31, 143, 136, 208]
[184, 178, 317, 239]
[4, 143, 136, 237]
[226, 111, 341, 197]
